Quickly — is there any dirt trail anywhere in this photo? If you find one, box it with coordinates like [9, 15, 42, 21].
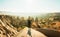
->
[16, 27, 47, 37]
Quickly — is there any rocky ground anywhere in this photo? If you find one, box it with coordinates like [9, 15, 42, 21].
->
[16, 27, 47, 37]
[0, 14, 60, 37]
[0, 15, 46, 37]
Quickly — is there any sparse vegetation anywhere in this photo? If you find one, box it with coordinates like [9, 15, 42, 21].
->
[0, 13, 60, 37]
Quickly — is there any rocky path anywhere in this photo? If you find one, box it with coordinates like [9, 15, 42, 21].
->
[16, 27, 47, 37]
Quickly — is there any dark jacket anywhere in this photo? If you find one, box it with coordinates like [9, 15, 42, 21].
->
[27, 20, 31, 28]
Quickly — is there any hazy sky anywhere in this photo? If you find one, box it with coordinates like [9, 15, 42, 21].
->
[0, 0, 60, 14]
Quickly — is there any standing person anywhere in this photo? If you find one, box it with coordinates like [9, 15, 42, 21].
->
[27, 16, 32, 28]
[27, 16, 32, 37]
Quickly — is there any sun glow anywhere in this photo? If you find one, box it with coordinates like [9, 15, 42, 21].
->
[0, 0, 60, 16]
